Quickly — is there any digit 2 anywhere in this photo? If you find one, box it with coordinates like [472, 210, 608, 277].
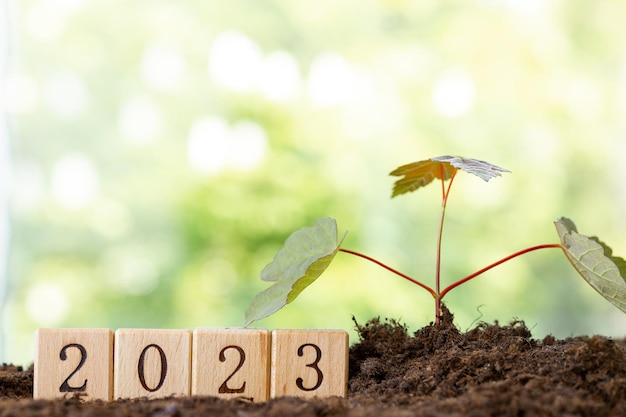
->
[218, 345, 246, 394]
[296, 343, 323, 391]
[59, 343, 88, 393]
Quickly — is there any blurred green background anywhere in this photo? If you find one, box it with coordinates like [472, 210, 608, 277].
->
[2, 0, 626, 366]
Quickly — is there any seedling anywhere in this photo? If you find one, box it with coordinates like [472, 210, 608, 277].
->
[244, 156, 626, 326]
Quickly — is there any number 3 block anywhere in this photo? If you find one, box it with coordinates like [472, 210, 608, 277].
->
[191, 328, 271, 401]
[114, 329, 191, 399]
[34, 328, 114, 400]
[270, 329, 348, 398]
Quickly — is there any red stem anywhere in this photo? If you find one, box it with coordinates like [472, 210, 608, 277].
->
[439, 243, 563, 299]
[338, 248, 437, 298]
[339, 244, 564, 324]
[435, 167, 456, 324]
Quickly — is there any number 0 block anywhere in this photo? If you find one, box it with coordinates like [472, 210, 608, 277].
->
[34, 328, 114, 400]
[192, 328, 271, 401]
[114, 329, 191, 399]
[270, 329, 348, 398]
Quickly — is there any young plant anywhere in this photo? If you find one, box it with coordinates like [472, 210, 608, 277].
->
[244, 155, 626, 326]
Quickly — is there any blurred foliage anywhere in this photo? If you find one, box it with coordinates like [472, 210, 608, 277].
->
[3, 0, 626, 365]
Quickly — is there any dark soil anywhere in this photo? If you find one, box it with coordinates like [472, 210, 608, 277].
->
[2, 307, 626, 416]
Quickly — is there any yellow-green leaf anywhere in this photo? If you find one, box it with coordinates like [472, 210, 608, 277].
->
[555, 217, 626, 313]
[244, 217, 347, 327]
[390, 155, 510, 197]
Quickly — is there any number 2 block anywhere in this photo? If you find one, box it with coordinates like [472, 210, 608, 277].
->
[114, 329, 191, 399]
[34, 328, 114, 400]
[270, 329, 348, 398]
[191, 328, 270, 401]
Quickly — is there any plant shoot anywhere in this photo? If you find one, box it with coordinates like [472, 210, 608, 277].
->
[245, 156, 626, 326]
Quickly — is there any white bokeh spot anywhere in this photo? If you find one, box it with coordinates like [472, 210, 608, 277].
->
[51, 152, 100, 211]
[432, 70, 476, 118]
[187, 117, 268, 175]
[208, 30, 263, 93]
[26, 282, 69, 326]
[307, 52, 356, 108]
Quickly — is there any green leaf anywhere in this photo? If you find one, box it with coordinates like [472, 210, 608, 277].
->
[555, 217, 626, 313]
[244, 217, 347, 327]
[390, 155, 510, 197]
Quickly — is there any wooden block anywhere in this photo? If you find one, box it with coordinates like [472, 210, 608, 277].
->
[191, 328, 270, 401]
[114, 329, 191, 399]
[34, 328, 114, 400]
[270, 329, 348, 398]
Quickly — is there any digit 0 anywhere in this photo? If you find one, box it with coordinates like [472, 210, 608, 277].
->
[137, 344, 168, 392]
